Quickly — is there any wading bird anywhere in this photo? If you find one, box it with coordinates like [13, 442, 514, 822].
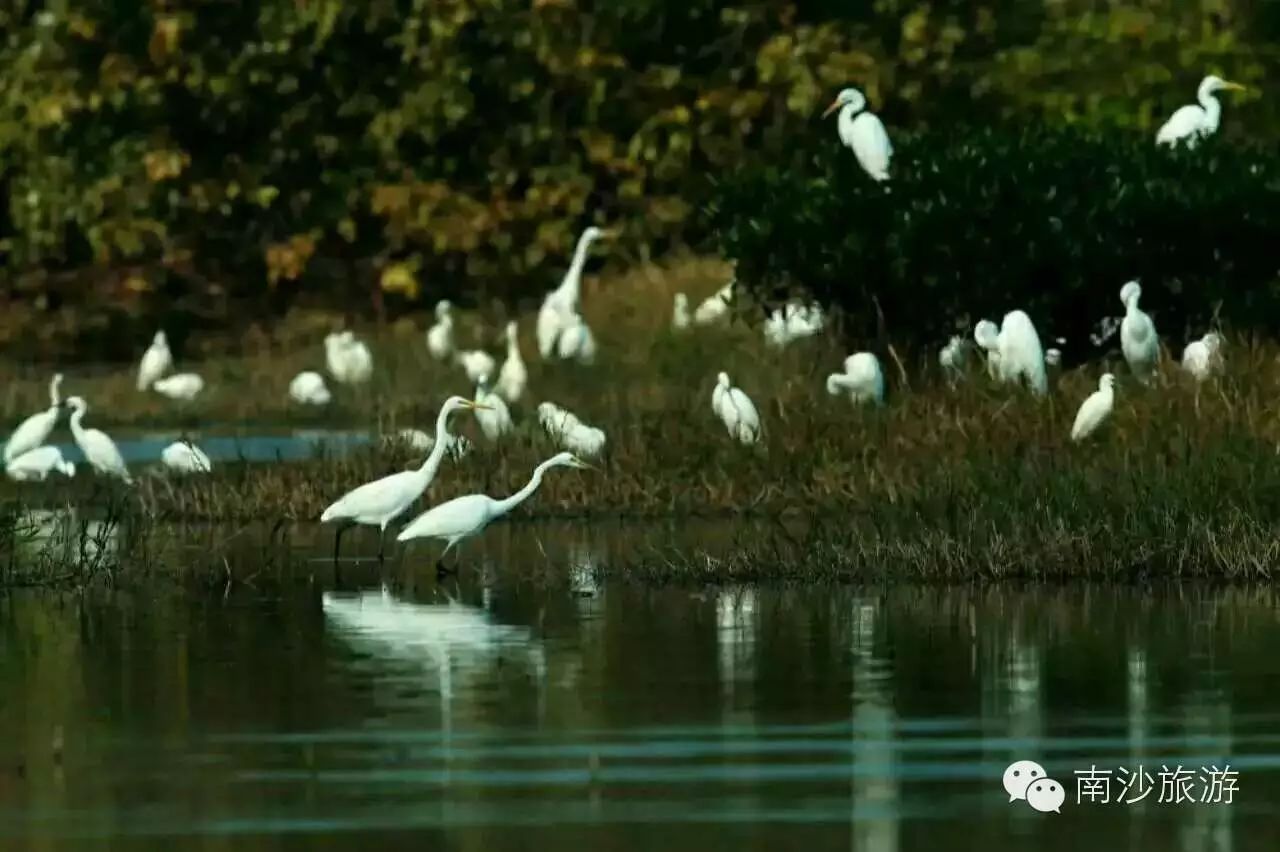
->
[1156, 75, 1247, 149]
[397, 451, 592, 576]
[537, 225, 614, 357]
[5, 446, 74, 482]
[426, 300, 454, 360]
[1071, 374, 1116, 442]
[974, 311, 1047, 396]
[320, 396, 485, 563]
[474, 377, 513, 441]
[495, 321, 527, 403]
[672, 293, 691, 330]
[712, 372, 761, 444]
[65, 396, 131, 483]
[153, 372, 205, 401]
[694, 279, 734, 326]
[940, 335, 967, 377]
[1182, 332, 1224, 381]
[822, 87, 892, 182]
[973, 321, 1003, 379]
[161, 440, 212, 473]
[1119, 281, 1158, 383]
[764, 302, 825, 347]
[137, 331, 172, 391]
[826, 352, 885, 405]
[326, 331, 373, 385]
[289, 371, 332, 405]
[538, 402, 606, 458]
[4, 373, 63, 463]
[457, 349, 497, 384]
[556, 311, 597, 364]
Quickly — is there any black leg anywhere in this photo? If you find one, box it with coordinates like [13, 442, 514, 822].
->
[377, 527, 386, 564]
[435, 554, 457, 579]
[333, 523, 350, 564]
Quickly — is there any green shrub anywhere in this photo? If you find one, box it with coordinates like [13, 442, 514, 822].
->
[709, 125, 1280, 357]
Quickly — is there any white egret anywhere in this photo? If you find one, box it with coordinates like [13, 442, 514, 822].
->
[556, 311, 597, 364]
[474, 377, 513, 441]
[939, 335, 967, 378]
[6, 446, 74, 482]
[495, 321, 527, 403]
[65, 396, 131, 483]
[326, 331, 373, 385]
[1119, 281, 1158, 382]
[426, 300, 454, 360]
[672, 293, 691, 330]
[320, 396, 485, 562]
[161, 440, 212, 474]
[1070, 374, 1116, 442]
[712, 372, 761, 444]
[822, 87, 892, 182]
[976, 312, 1047, 395]
[1156, 75, 1247, 149]
[152, 372, 205, 401]
[764, 302, 825, 347]
[396, 451, 592, 575]
[289, 371, 331, 405]
[826, 352, 885, 405]
[694, 279, 734, 325]
[136, 331, 172, 390]
[4, 373, 63, 463]
[1182, 332, 1223, 381]
[538, 401, 605, 458]
[457, 349, 497, 384]
[384, 428, 473, 460]
[1045, 348, 1062, 368]
[537, 225, 614, 357]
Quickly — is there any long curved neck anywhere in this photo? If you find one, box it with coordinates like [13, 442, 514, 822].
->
[69, 407, 86, 440]
[49, 377, 61, 407]
[493, 461, 554, 517]
[417, 406, 455, 476]
[557, 233, 595, 304]
[1198, 90, 1221, 132]
[507, 332, 519, 358]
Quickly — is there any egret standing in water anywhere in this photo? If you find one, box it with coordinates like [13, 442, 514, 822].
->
[822, 87, 892, 182]
[537, 226, 615, 357]
[1156, 75, 1247, 149]
[137, 331, 172, 390]
[320, 396, 486, 562]
[1119, 281, 1158, 383]
[712, 372, 761, 445]
[65, 396, 132, 483]
[4, 373, 62, 463]
[397, 451, 592, 577]
[1071, 374, 1116, 442]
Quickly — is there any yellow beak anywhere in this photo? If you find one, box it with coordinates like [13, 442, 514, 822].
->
[598, 227, 621, 240]
[1222, 81, 1248, 92]
[463, 399, 493, 411]
[821, 99, 841, 119]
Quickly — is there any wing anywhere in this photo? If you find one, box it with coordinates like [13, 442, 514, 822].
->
[1156, 105, 1206, 146]
[4, 410, 56, 462]
[1071, 394, 1102, 439]
[536, 302, 564, 357]
[851, 113, 892, 181]
[398, 494, 491, 541]
[85, 430, 128, 473]
[728, 388, 760, 431]
[322, 470, 420, 522]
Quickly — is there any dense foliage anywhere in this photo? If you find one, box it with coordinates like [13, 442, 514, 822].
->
[1, 0, 1279, 342]
[710, 126, 1280, 358]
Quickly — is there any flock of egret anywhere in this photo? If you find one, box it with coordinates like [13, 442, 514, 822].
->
[0, 74, 1250, 569]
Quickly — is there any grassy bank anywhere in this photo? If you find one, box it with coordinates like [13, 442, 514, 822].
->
[5, 255, 1280, 580]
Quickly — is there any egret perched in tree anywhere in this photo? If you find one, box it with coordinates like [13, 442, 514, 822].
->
[137, 331, 172, 390]
[1071, 374, 1116, 442]
[474, 376, 513, 441]
[694, 279, 734, 325]
[457, 349, 497, 384]
[289, 371, 331, 405]
[556, 312, 598, 364]
[320, 396, 485, 562]
[6, 446, 74, 482]
[4, 373, 62, 463]
[1119, 281, 1158, 383]
[1156, 75, 1247, 149]
[822, 87, 892, 182]
[161, 440, 212, 473]
[65, 396, 131, 483]
[712, 372, 761, 444]
[426, 300, 454, 361]
[672, 293, 691, 330]
[326, 331, 373, 385]
[1182, 332, 1224, 381]
[396, 451, 592, 576]
[975, 312, 1047, 395]
[537, 225, 614, 357]
[495, 321, 527, 403]
[152, 373, 205, 401]
[826, 352, 885, 405]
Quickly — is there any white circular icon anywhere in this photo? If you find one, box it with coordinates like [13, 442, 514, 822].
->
[1026, 778, 1065, 814]
[1003, 760, 1047, 801]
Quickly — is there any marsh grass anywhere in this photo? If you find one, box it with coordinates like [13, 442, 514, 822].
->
[5, 255, 1280, 577]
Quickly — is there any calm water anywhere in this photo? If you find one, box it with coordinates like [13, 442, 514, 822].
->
[2, 524, 1279, 849]
[40, 430, 373, 465]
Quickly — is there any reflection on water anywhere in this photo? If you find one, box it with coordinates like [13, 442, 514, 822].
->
[12, 507, 119, 562]
[2, 535, 1280, 849]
